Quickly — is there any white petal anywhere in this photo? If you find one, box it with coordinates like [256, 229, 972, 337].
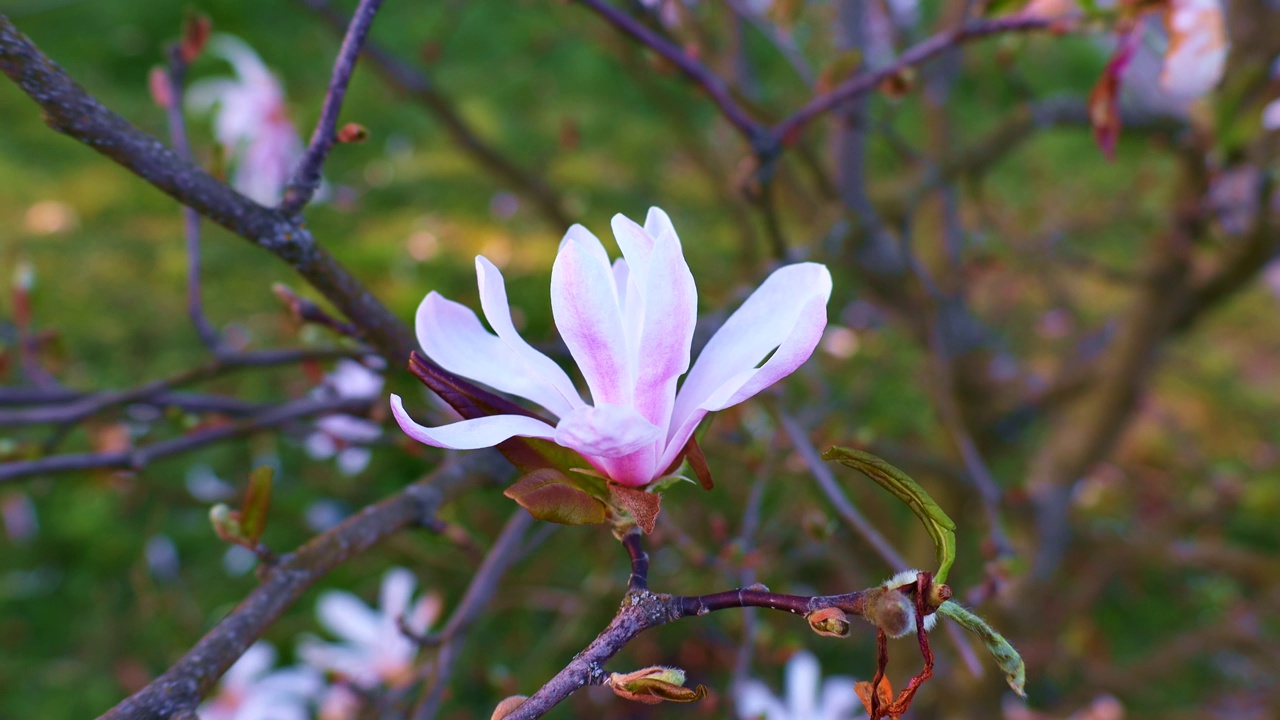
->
[475, 256, 583, 416]
[735, 679, 788, 719]
[224, 641, 276, 690]
[316, 591, 381, 646]
[611, 213, 655, 279]
[662, 263, 830, 471]
[391, 395, 557, 449]
[336, 448, 371, 476]
[296, 637, 379, 688]
[643, 206, 678, 244]
[379, 568, 417, 621]
[785, 651, 821, 718]
[818, 677, 861, 719]
[559, 223, 614, 275]
[551, 237, 634, 406]
[553, 404, 663, 458]
[416, 291, 576, 417]
[305, 432, 337, 460]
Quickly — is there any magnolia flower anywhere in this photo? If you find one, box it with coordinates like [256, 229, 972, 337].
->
[299, 567, 442, 690]
[199, 642, 320, 720]
[305, 360, 385, 475]
[1158, 0, 1228, 100]
[736, 650, 862, 720]
[391, 207, 831, 488]
[187, 35, 306, 205]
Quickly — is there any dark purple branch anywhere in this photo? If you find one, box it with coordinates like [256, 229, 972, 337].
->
[621, 530, 650, 591]
[0, 394, 371, 484]
[0, 15, 416, 365]
[272, 283, 363, 340]
[0, 388, 266, 417]
[770, 16, 1052, 146]
[163, 44, 220, 351]
[569, 0, 768, 148]
[97, 452, 506, 720]
[279, 0, 385, 213]
[0, 347, 362, 427]
[293, 0, 571, 228]
[505, 581, 871, 719]
[411, 510, 535, 720]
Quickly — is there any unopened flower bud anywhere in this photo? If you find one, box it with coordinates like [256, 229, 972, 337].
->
[874, 588, 917, 638]
[807, 606, 851, 638]
[209, 503, 243, 543]
[148, 67, 173, 109]
[490, 695, 527, 720]
[336, 123, 368, 143]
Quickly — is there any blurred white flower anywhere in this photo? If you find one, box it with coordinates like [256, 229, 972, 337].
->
[306, 360, 385, 476]
[1158, 0, 1228, 101]
[187, 35, 306, 206]
[736, 650, 863, 720]
[299, 567, 443, 690]
[199, 642, 321, 720]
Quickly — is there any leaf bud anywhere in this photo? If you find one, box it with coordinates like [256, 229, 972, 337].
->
[607, 666, 708, 705]
[806, 606, 851, 638]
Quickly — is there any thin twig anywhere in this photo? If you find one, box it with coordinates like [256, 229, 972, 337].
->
[411, 510, 535, 720]
[0, 394, 372, 484]
[163, 43, 220, 351]
[568, 0, 768, 149]
[279, 0, 386, 213]
[0, 347, 362, 427]
[770, 16, 1052, 146]
[97, 452, 505, 720]
[622, 529, 650, 591]
[292, 0, 571, 227]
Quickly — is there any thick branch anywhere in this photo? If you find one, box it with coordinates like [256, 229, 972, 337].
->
[97, 452, 506, 720]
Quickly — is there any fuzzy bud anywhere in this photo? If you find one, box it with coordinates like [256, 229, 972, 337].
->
[806, 606, 851, 638]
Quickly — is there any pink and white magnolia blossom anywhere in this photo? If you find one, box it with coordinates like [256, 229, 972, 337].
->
[187, 35, 306, 205]
[305, 359, 385, 476]
[390, 207, 832, 488]
[298, 567, 442, 690]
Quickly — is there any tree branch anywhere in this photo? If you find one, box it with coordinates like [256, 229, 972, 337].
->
[280, 0, 386, 213]
[97, 451, 506, 720]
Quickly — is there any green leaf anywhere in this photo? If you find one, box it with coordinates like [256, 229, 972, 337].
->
[821, 446, 957, 584]
[504, 468, 607, 526]
[938, 600, 1026, 697]
[240, 466, 273, 545]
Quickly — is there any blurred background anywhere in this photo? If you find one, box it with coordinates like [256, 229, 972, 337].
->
[3, 0, 1280, 718]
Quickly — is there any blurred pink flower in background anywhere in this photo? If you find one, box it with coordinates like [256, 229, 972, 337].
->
[1, 491, 38, 543]
[305, 360, 384, 476]
[299, 568, 442, 691]
[187, 35, 306, 205]
[198, 642, 320, 720]
[1158, 0, 1228, 100]
[391, 207, 831, 488]
[735, 650, 862, 720]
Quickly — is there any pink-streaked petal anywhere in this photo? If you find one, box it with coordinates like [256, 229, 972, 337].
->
[630, 213, 696, 431]
[407, 591, 443, 635]
[560, 223, 613, 277]
[610, 213, 655, 278]
[416, 291, 576, 416]
[391, 395, 557, 449]
[379, 567, 416, 620]
[596, 449, 660, 489]
[316, 591, 381, 646]
[553, 404, 662, 458]
[611, 258, 631, 314]
[551, 238, 633, 406]
[662, 263, 830, 470]
[475, 256, 583, 416]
